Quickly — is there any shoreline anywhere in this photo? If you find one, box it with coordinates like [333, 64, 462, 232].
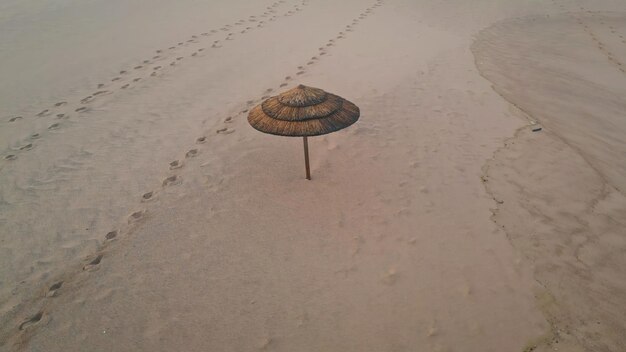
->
[474, 12, 626, 351]
[482, 119, 626, 352]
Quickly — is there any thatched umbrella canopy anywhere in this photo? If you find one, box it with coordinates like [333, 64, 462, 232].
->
[248, 84, 360, 180]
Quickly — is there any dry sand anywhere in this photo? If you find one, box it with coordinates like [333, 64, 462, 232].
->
[0, 0, 625, 351]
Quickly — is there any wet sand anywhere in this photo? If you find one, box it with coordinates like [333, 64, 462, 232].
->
[473, 9, 626, 351]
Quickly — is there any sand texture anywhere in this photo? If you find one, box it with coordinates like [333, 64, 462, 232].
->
[1, 0, 625, 351]
[473, 9, 626, 351]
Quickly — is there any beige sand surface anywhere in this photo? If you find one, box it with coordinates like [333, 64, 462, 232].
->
[473, 9, 626, 351]
[1, 0, 625, 351]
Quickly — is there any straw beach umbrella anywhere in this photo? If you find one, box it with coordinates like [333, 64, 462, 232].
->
[248, 84, 360, 180]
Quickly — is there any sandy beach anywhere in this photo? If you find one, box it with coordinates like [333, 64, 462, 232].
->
[1, 0, 625, 351]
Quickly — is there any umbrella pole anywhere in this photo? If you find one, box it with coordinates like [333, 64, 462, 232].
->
[303, 136, 311, 180]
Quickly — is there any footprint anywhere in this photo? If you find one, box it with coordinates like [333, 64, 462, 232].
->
[121, 84, 130, 89]
[19, 311, 43, 330]
[196, 136, 207, 144]
[191, 52, 198, 56]
[83, 254, 103, 271]
[296, 71, 305, 75]
[185, 149, 198, 158]
[169, 160, 183, 170]
[47, 281, 63, 297]
[9, 116, 22, 122]
[56, 113, 66, 119]
[320, 52, 327, 56]
[224, 116, 233, 123]
[48, 123, 60, 130]
[156, 49, 162, 53]
[134, 65, 143, 69]
[216, 128, 234, 135]
[280, 83, 288, 87]
[105, 230, 118, 240]
[198, 48, 205, 52]
[20, 144, 33, 151]
[75, 107, 87, 113]
[31, 133, 40, 139]
[112, 77, 121, 81]
[36, 109, 50, 117]
[93, 90, 109, 96]
[153, 66, 162, 70]
[266, 88, 273, 93]
[163, 175, 179, 186]
[55, 101, 67, 107]
[142, 191, 154, 200]
[297, 66, 304, 70]
[98, 83, 105, 88]
[129, 211, 144, 220]
[4, 154, 17, 160]
[285, 76, 292, 80]
[133, 78, 142, 82]
[120, 70, 127, 75]
[307, 61, 314, 65]
[169, 46, 176, 49]
[150, 72, 157, 77]
[262, 95, 270, 99]
[81, 96, 94, 103]
[176, 57, 184, 61]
